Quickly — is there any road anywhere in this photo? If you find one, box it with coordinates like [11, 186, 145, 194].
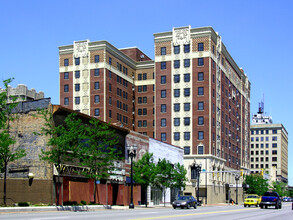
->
[0, 203, 292, 220]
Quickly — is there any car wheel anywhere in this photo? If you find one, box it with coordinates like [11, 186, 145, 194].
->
[194, 204, 197, 209]
[265, 205, 268, 209]
[256, 204, 258, 207]
[187, 204, 190, 209]
[248, 205, 250, 207]
[279, 204, 282, 209]
[260, 205, 263, 209]
[181, 206, 184, 209]
[173, 206, 176, 209]
[275, 204, 278, 209]
[244, 204, 246, 207]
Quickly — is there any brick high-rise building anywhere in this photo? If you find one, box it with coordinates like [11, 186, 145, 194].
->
[59, 26, 251, 204]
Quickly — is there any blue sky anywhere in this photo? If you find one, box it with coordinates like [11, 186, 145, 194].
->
[1, 0, 292, 184]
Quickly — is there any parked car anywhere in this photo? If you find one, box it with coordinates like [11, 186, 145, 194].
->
[244, 194, 262, 207]
[172, 195, 197, 209]
[283, 197, 290, 202]
[260, 192, 282, 209]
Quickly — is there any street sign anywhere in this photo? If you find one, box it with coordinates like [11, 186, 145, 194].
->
[202, 169, 206, 172]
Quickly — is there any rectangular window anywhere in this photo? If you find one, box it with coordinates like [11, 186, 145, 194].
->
[174, 103, 180, 112]
[184, 88, 190, 97]
[138, 121, 142, 127]
[75, 57, 80, 65]
[184, 73, 190, 82]
[94, 82, 100, 90]
[184, 132, 190, 140]
[184, 59, 190, 67]
[198, 43, 204, 51]
[272, 136, 277, 141]
[272, 129, 277, 134]
[64, 72, 69, 79]
[95, 108, 100, 116]
[161, 133, 166, 141]
[272, 143, 277, 148]
[184, 146, 190, 155]
[174, 45, 180, 54]
[184, 103, 190, 111]
[143, 73, 147, 80]
[94, 69, 100, 76]
[143, 120, 147, 127]
[64, 84, 69, 92]
[198, 87, 204, 95]
[138, 74, 142, 80]
[161, 62, 166, 70]
[64, 97, 69, 105]
[95, 55, 99, 63]
[161, 118, 166, 127]
[198, 146, 204, 154]
[143, 85, 147, 92]
[161, 75, 166, 84]
[174, 60, 180, 69]
[174, 74, 180, 83]
[64, 59, 69, 66]
[198, 131, 204, 140]
[184, 117, 190, 126]
[198, 72, 204, 81]
[109, 110, 112, 118]
[198, 116, 204, 125]
[198, 101, 204, 110]
[161, 47, 166, 55]
[109, 57, 112, 65]
[198, 58, 204, 66]
[94, 95, 100, 103]
[272, 150, 277, 155]
[75, 96, 80, 105]
[174, 118, 180, 126]
[75, 84, 80, 92]
[174, 132, 180, 141]
[161, 104, 166, 113]
[174, 89, 180, 97]
[184, 44, 190, 53]
[75, 71, 80, 78]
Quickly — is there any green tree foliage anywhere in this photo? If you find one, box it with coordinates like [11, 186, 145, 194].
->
[271, 181, 288, 197]
[0, 78, 26, 206]
[243, 174, 269, 196]
[132, 152, 156, 207]
[79, 118, 119, 204]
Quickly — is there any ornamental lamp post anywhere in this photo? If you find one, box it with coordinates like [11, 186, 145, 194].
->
[190, 161, 201, 204]
[127, 145, 137, 209]
[235, 175, 240, 205]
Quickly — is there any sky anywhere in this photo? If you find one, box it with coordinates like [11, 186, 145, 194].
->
[1, 0, 292, 184]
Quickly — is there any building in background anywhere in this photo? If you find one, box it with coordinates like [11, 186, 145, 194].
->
[250, 101, 288, 183]
[59, 26, 251, 204]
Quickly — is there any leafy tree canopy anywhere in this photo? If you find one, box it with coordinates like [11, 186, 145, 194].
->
[243, 174, 269, 196]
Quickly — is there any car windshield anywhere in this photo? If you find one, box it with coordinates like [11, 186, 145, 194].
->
[247, 196, 257, 198]
[264, 192, 278, 197]
[178, 196, 189, 200]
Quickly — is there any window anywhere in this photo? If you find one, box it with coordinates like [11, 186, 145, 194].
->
[143, 120, 147, 127]
[64, 72, 69, 79]
[173, 118, 179, 126]
[109, 71, 112, 78]
[75, 84, 80, 92]
[64, 97, 69, 105]
[138, 109, 142, 115]
[198, 72, 204, 81]
[198, 43, 204, 51]
[184, 73, 190, 82]
[109, 97, 112, 105]
[109, 110, 112, 118]
[198, 146, 204, 154]
[251, 130, 254, 135]
[174, 103, 180, 112]
[272, 150, 277, 155]
[272, 129, 277, 134]
[198, 87, 204, 95]
[161, 133, 166, 141]
[198, 116, 204, 125]
[184, 132, 190, 140]
[94, 82, 100, 90]
[184, 117, 190, 125]
[109, 84, 112, 92]
[184, 59, 190, 67]
[95, 55, 99, 63]
[184, 44, 190, 53]
[161, 75, 166, 84]
[184, 147, 190, 155]
[174, 60, 180, 68]
[174, 45, 180, 54]
[161, 118, 166, 127]
[174, 89, 180, 97]
[198, 102, 204, 110]
[138, 74, 142, 80]
[161, 90, 166, 98]
[64, 84, 69, 92]
[94, 69, 100, 76]
[64, 59, 69, 66]
[75, 97, 80, 105]
[75, 57, 80, 65]
[161, 47, 166, 55]
[143, 97, 147, 103]
[143, 108, 147, 115]
[184, 103, 190, 111]
[95, 108, 100, 116]
[184, 88, 190, 97]
[161, 62, 166, 70]
[109, 57, 112, 65]
[198, 131, 204, 140]
[198, 58, 204, 66]
[143, 85, 147, 92]
[266, 130, 269, 134]
[272, 157, 277, 162]
[94, 95, 100, 103]
[266, 137, 269, 141]
[272, 143, 277, 148]
[272, 136, 277, 141]
[174, 132, 180, 141]
[75, 71, 80, 78]
[143, 73, 147, 80]
[174, 74, 180, 83]
[138, 121, 142, 127]
[161, 104, 166, 113]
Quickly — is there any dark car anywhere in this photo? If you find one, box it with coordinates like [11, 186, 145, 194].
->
[172, 195, 197, 209]
[260, 192, 282, 209]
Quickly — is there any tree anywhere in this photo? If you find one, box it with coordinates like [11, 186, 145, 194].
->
[38, 111, 87, 205]
[170, 162, 187, 190]
[79, 118, 120, 204]
[243, 174, 269, 196]
[271, 181, 288, 197]
[0, 78, 26, 206]
[132, 152, 156, 207]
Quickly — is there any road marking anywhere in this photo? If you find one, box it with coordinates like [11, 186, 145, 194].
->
[32, 217, 69, 220]
[129, 208, 256, 220]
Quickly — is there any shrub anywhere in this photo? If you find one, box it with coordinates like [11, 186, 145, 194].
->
[63, 201, 78, 206]
[80, 200, 87, 205]
[18, 202, 29, 207]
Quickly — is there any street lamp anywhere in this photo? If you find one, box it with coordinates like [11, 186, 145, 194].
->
[235, 175, 240, 205]
[190, 162, 201, 204]
[127, 145, 137, 209]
